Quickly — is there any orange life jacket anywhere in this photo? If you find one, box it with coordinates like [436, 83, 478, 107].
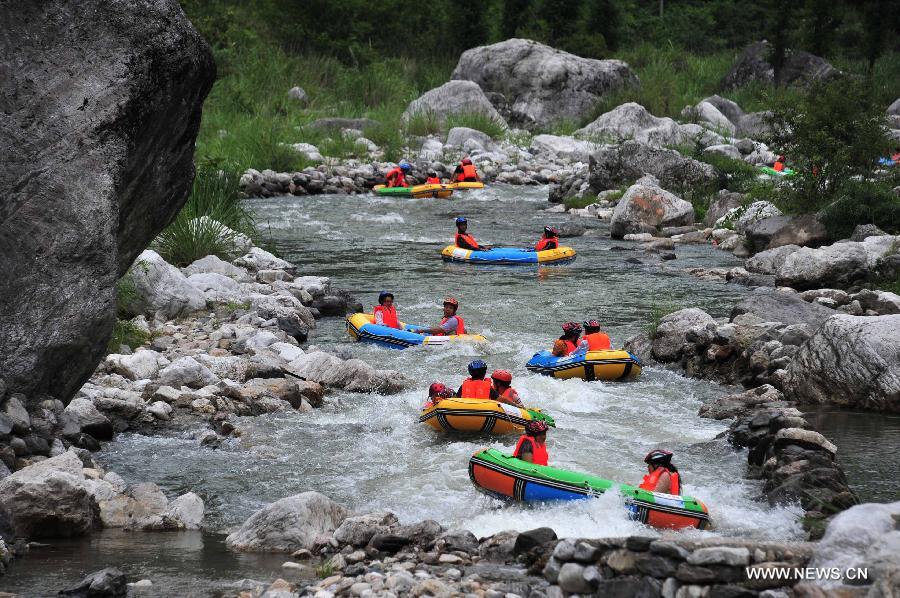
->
[437, 315, 465, 335]
[386, 167, 408, 188]
[514, 435, 549, 466]
[461, 163, 478, 180]
[460, 378, 493, 399]
[426, 177, 441, 184]
[455, 232, 480, 249]
[563, 339, 577, 355]
[582, 332, 611, 351]
[373, 305, 400, 329]
[640, 467, 681, 495]
[534, 237, 558, 252]
[773, 161, 784, 172]
[496, 386, 520, 406]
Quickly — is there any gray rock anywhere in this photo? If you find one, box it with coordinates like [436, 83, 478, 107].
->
[60, 567, 127, 597]
[156, 356, 220, 389]
[530, 134, 598, 163]
[557, 562, 590, 594]
[687, 547, 751, 567]
[749, 214, 829, 251]
[576, 102, 722, 149]
[745, 245, 802, 275]
[589, 141, 718, 192]
[105, 350, 167, 381]
[695, 102, 737, 136]
[287, 86, 307, 104]
[62, 398, 113, 441]
[188, 272, 243, 301]
[233, 247, 294, 272]
[332, 511, 399, 547]
[704, 191, 745, 228]
[452, 39, 637, 130]
[435, 528, 478, 554]
[307, 118, 379, 132]
[122, 250, 207, 320]
[720, 41, 838, 89]
[225, 492, 346, 552]
[730, 288, 835, 331]
[850, 224, 887, 242]
[402, 80, 505, 128]
[853, 289, 900, 315]
[2, 395, 31, 434]
[183, 255, 250, 280]
[0, 0, 214, 404]
[698, 94, 773, 138]
[718, 201, 783, 235]
[285, 351, 407, 394]
[610, 177, 694, 239]
[446, 126, 498, 150]
[783, 314, 900, 412]
[652, 308, 715, 362]
[513, 527, 557, 555]
[776, 242, 870, 290]
[703, 144, 741, 160]
[166, 492, 204, 530]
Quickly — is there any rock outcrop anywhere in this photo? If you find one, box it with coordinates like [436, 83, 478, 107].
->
[0, 0, 215, 404]
[575, 102, 722, 149]
[451, 39, 638, 129]
[588, 141, 719, 192]
[720, 41, 838, 89]
[609, 176, 695, 239]
[226, 492, 347, 553]
[401, 80, 504, 128]
[775, 236, 899, 290]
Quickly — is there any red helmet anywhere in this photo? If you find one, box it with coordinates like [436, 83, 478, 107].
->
[583, 319, 601, 329]
[543, 226, 559, 237]
[429, 382, 453, 398]
[490, 369, 512, 383]
[443, 297, 459, 308]
[644, 449, 673, 466]
[462, 157, 472, 165]
[562, 321, 582, 334]
[526, 420, 549, 435]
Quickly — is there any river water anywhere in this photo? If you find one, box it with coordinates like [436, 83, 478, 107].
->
[8, 185, 893, 595]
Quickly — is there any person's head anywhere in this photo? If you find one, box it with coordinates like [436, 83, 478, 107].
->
[561, 321, 582, 339]
[777, 154, 785, 162]
[443, 296, 459, 317]
[583, 319, 601, 334]
[378, 291, 394, 307]
[490, 369, 512, 390]
[428, 382, 453, 399]
[428, 171, 437, 179]
[400, 162, 411, 172]
[543, 225, 559, 239]
[455, 216, 468, 232]
[468, 360, 488, 380]
[644, 449, 674, 472]
[525, 420, 549, 441]
[462, 157, 472, 166]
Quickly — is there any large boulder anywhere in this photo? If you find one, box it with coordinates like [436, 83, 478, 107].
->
[730, 288, 835, 331]
[576, 103, 722, 148]
[776, 236, 899, 290]
[695, 95, 773, 138]
[745, 245, 802, 275]
[401, 80, 504, 128]
[451, 38, 637, 130]
[703, 191, 745, 227]
[609, 176, 694, 239]
[783, 315, 900, 412]
[225, 492, 347, 553]
[445, 127, 497, 152]
[720, 41, 838, 90]
[0, 451, 96, 538]
[285, 351, 407, 394]
[754, 214, 829, 250]
[588, 140, 718, 192]
[530, 135, 599, 163]
[120, 250, 207, 321]
[651, 308, 716, 362]
[0, 0, 214, 404]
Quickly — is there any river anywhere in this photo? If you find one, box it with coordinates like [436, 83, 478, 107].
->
[6, 185, 892, 595]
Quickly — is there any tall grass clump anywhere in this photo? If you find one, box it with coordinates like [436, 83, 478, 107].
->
[445, 111, 508, 139]
[155, 168, 257, 267]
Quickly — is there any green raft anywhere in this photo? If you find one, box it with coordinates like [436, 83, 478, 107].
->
[468, 448, 710, 530]
[759, 166, 795, 177]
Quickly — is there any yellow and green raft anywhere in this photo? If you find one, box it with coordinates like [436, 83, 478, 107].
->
[373, 183, 453, 199]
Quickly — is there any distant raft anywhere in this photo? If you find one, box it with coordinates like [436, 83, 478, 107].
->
[441, 245, 576, 265]
[469, 448, 710, 530]
[759, 166, 795, 177]
[420, 397, 555, 434]
[346, 313, 486, 350]
[373, 184, 453, 198]
[526, 350, 642, 381]
[447, 181, 485, 190]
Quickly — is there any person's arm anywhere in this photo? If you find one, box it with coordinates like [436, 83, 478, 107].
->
[655, 470, 672, 494]
[374, 311, 384, 325]
[551, 339, 567, 357]
[456, 385, 464, 398]
[456, 235, 479, 250]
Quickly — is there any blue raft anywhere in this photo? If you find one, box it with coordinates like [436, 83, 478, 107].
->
[441, 245, 576, 265]
[346, 313, 487, 350]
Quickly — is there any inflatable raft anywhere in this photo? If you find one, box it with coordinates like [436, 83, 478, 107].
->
[420, 397, 555, 434]
[759, 166, 795, 177]
[373, 184, 453, 199]
[526, 350, 642, 381]
[441, 245, 576, 265]
[346, 313, 486, 349]
[448, 181, 485, 190]
[469, 449, 710, 530]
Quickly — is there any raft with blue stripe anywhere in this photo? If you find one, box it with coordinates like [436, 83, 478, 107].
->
[441, 245, 576, 264]
[526, 349, 642, 381]
[345, 313, 486, 350]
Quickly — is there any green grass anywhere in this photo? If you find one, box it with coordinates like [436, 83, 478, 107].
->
[445, 110, 507, 139]
[645, 303, 681, 338]
[564, 196, 598, 210]
[154, 168, 257, 267]
[107, 320, 153, 354]
[404, 110, 443, 137]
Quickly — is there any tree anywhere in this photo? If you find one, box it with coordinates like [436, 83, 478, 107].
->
[542, 0, 583, 46]
[586, 0, 620, 50]
[447, 0, 489, 54]
[501, 0, 531, 39]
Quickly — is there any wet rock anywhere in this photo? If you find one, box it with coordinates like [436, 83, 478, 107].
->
[773, 428, 837, 454]
[514, 527, 557, 556]
[557, 562, 590, 594]
[452, 39, 637, 129]
[434, 529, 479, 554]
[783, 315, 900, 412]
[59, 567, 127, 597]
[61, 399, 114, 441]
[333, 511, 399, 547]
[651, 308, 716, 362]
[687, 547, 751, 567]
[285, 351, 407, 394]
[225, 492, 347, 552]
[610, 176, 694, 239]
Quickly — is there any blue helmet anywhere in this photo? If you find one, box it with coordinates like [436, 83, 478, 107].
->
[378, 291, 394, 305]
[400, 162, 411, 171]
[468, 360, 488, 377]
[455, 216, 467, 225]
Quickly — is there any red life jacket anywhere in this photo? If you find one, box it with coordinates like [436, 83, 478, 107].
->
[461, 163, 478, 181]
[582, 332, 611, 351]
[773, 161, 785, 172]
[534, 237, 558, 252]
[426, 177, 441, 184]
[640, 467, 681, 495]
[496, 387, 520, 406]
[373, 305, 400, 329]
[513, 435, 549, 466]
[563, 339, 577, 355]
[455, 232, 479, 249]
[436, 315, 465, 335]
[385, 167, 408, 188]
[460, 378, 493, 399]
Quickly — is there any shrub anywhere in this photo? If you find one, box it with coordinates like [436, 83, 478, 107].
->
[817, 180, 900, 238]
[107, 319, 152, 353]
[404, 110, 443, 137]
[155, 168, 257, 266]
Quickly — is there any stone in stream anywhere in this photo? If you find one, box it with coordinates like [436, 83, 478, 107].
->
[61, 398, 114, 441]
[332, 511, 400, 547]
[0, 0, 214, 404]
[59, 567, 128, 597]
[226, 492, 347, 552]
[609, 176, 694, 239]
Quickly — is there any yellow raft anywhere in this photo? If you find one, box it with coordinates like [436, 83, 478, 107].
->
[346, 313, 486, 349]
[447, 181, 485, 190]
[525, 349, 642, 381]
[419, 397, 555, 434]
[441, 245, 576, 265]
[373, 183, 453, 199]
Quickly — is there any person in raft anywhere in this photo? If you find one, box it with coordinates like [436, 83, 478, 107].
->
[513, 420, 550, 465]
[425, 382, 454, 407]
[575, 319, 612, 353]
[452, 157, 480, 182]
[372, 291, 401, 329]
[638, 449, 681, 495]
[411, 296, 465, 336]
[490, 369, 524, 407]
[385, 161, 411, 187]
[425, 171, 441, 184]
[454, 216, 490, 251]
[773, 155, 787, 172]
[534, 226, 559, 251]
[551, 321, 582, 356]
[456, 360, 499, 399]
